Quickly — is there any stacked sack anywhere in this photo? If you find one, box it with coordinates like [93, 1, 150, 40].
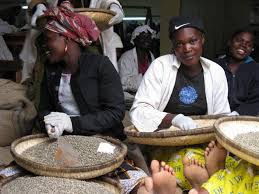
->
[0, 79, 37, 146]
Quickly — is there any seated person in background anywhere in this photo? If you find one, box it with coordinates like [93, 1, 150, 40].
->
[130, 16, 230, 191]
[214, 28, 259, 116]
[119, 25, 156, 174]
[119, 25, 155, 108]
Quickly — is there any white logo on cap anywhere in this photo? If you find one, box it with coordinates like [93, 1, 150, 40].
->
[174, 23, 190, 30]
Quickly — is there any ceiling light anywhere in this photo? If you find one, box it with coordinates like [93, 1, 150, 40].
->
[123, 17, 146, 21]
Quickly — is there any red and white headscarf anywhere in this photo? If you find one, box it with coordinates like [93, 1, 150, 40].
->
[43, 0, 100, 47]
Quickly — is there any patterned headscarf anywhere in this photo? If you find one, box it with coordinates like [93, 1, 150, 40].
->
[42, 0, 100, 47]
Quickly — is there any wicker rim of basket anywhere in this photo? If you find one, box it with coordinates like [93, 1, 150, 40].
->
[214, 116, 259, 161]
[10, 134, 127, 173]
[125, 115, 223, 138]
[0, 175, 122, 194]
[74, 8, 116, 16]
[127, 132, 215, 146]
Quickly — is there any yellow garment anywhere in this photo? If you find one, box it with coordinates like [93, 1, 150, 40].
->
[202, 159, 259, 194]
[152, 146, 259, 193]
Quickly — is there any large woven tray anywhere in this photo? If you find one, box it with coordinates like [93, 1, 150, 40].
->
[215, 116, 259, 166]
[11, 134, 127, 179]
[74, 8, 115, 31]
[0, 175, 123, 194]
[125, 115, 222, 146]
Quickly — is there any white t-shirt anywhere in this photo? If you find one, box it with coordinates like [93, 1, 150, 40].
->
[58, 73, 80, 116]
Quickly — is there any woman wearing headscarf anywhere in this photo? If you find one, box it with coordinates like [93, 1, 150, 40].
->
[38, 0, 125, 140]
[119, 25, 156, 95]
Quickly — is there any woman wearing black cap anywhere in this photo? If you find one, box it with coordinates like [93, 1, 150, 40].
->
[130, 16, 230, 191]
[130, 16, 230, 132]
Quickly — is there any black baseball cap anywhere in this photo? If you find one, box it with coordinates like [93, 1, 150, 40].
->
[169, 16, 204, 38]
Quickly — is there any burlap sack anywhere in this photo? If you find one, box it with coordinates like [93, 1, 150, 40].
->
[0, 79, 37, 146]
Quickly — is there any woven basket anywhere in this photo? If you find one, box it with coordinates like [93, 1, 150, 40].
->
[10, 134, 127, 179]
[125, 115, 222, 146]
[74, 8, 115, 31]
[0, 175, 123, 194]
[215, 116, 259, 166]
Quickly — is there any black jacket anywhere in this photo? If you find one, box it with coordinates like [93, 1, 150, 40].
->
[38, 52, 126, 140]
[214, 57, 259, 116]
